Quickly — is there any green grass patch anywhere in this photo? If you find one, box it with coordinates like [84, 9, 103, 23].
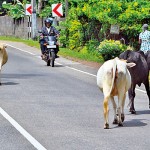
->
[59, 48, 103, 63]
[0, 36, 40, 49]
[0, 36, 103, 63]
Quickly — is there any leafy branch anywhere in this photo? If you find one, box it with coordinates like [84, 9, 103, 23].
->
[2, 0, 25, 19]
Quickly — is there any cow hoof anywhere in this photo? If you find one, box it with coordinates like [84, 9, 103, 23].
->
[113, 119, 118, 124]
[0, 82, 1, 86]
[131, 111, 136, 114]
[118, 123, 123, 127]
[129, 109, 136, 114]
[104, 123, 109, 129]
[121, 114, 125, 122]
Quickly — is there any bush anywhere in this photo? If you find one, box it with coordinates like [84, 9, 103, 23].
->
[86, 39, 100, 53]
[98, 40, 127, 61]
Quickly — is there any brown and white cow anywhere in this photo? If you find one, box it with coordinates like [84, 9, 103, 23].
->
[97, 57, 135, 129]
[0, 43, 8, 85]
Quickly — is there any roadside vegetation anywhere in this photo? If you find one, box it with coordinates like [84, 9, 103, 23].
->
[0, 36, 103, 63]
[1, 0, 150, 62]
[0, 36, 39, 48]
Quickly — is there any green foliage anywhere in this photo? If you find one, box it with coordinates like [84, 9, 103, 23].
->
[80, 46, 88, 54]
[74, 39, 101, 61]
[1, 0, 150, 61]
[61, 0, 150, 52]
[98, 40, 127, 61]
[58, 29, 67, 48]
[2, 0, 27, 19]
[68, 20, 82, 50]
[85, 39, 100, 56]
[39, 0, 65, 17]
[119, 1, 150, 38]
[59, 47, 103, 63]
[59, 18, 82, 50]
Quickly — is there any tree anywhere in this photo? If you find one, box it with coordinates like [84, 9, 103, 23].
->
[2, 0, 25, 19]
[37, 0, 42, 14]
[60, 0, 150, 50]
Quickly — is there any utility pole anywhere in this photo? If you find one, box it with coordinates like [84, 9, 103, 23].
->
[31, 0, 37, 40]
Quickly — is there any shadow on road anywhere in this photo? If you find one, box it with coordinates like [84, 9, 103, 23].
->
[124, 119, 147, 127]
[111, 119, 147, 129]
[2, 73, 44, 79]
[44, 64, 64, 67]
[136, 110, 150, 115]
[1, 82, 19, 86]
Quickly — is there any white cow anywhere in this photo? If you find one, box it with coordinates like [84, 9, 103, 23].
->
[97, 57, 135, 129]
[0, 43, 8, 85]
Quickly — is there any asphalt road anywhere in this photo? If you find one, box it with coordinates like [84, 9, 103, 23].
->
[0, 41, 150, 150]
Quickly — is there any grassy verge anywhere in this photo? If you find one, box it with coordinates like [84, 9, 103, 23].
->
[0, 36, 103, 63]
[59, 48, 103, 63]
[0, 36, 40, 49]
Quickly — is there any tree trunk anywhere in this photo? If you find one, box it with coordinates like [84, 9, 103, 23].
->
[37, 0, 42, 14]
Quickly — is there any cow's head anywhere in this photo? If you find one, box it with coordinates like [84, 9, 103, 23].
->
[119, 58, 136, 68]
[119, 50, 141, 64]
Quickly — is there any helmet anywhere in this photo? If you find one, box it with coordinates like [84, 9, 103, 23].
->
[44, 18, 53, 25]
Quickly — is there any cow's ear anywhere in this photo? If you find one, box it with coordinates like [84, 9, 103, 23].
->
[127, 62, 136, 68]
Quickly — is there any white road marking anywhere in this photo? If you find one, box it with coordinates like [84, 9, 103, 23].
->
[56, 62, 96, 77]
[6, 44, 36, 55]
[0, 107, 47, 150]
[66, 66, 96, 77]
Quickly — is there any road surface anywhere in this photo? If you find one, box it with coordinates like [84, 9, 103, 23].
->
[0, 41, 149, 150]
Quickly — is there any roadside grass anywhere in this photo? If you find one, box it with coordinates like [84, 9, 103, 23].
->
[0, 36, 40, 49]
[0, 36, 103, 63]
[59, 48, 103, 63]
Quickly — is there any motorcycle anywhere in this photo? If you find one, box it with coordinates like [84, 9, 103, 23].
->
[39, 31, 58, 67]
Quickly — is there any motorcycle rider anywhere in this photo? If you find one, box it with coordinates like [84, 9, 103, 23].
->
[39, 18, 60, 59]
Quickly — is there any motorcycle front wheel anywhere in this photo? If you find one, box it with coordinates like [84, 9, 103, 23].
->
[51, 51, 55, 67]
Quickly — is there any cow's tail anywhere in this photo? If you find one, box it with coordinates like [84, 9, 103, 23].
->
[108, 58, 117, 96]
